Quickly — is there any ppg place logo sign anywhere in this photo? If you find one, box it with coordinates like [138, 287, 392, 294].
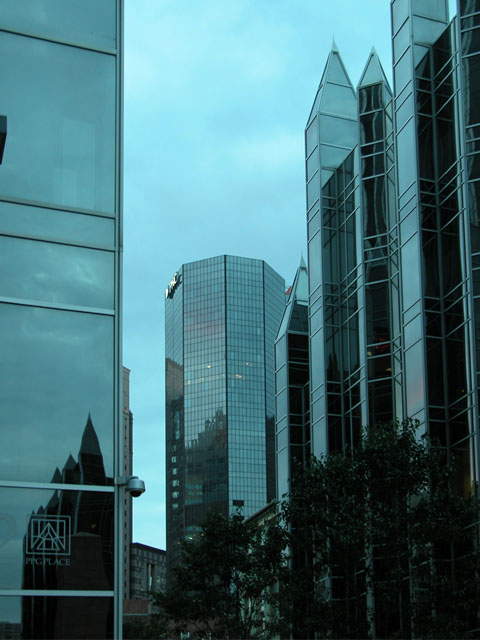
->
[165, 272, 181, 299]
[26, 515, 71, 566]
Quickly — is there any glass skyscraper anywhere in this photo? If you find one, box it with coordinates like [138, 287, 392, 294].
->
[305, 0, 480, 500]
[165, 255, 285, 574]
[0, 2, 124, 637]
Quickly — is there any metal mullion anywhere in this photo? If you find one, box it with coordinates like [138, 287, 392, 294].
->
[0, 26, 116, 56]
[0, 230, 115, 253]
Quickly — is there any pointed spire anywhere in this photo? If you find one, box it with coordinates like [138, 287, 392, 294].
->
[50, 467, 62, 483]
[79, 412, 102, 457]
[300, 254, 307, 269]
[63, 454, 77, 471]
[358, 48, 392, 92]
[307, 43, 356, 125]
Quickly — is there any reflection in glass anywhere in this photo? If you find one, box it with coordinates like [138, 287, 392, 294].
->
[0, 304, 113, 483]
[0, 236, 114, 308]
[0, 414, 113, 590]
[0, 201, 114, 246]
[0, 0, 116, 50]
[0, 32, 115, 212]
[185, 408, 228, 525]
[0, 594, 113, 639]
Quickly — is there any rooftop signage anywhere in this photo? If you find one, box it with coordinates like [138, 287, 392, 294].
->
[166, 272, 181, 299]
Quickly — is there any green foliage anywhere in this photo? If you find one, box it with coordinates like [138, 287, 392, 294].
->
[152, 509, 288, 639]
[279, 419, 480, 639]
[123, 616, 164, 639]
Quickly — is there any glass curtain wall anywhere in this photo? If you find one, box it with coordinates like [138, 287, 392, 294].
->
[165, 256, 285, 581]
[0, 2, 122, 638]
[358, 52, 399, 427]
[305, 44, 360, 457]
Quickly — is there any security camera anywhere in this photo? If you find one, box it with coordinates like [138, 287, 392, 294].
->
[115, 475, 146, 498]
[127, 476, 146, 498]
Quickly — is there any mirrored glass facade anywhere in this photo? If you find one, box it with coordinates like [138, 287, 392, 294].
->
[165, 256, 285, 576]
[275, 259, 310, 501]
[306, 0, 480, 510]
[0, 2, 122, 637]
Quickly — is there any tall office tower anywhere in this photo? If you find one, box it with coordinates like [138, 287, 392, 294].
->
[122, 367, 133, 601]
[165, 255, 285, 575]
[0, 3, 124, 637]
[275, 258, 310, 501]
[306, 0, 480, 499]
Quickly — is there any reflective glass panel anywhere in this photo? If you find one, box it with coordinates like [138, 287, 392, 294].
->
[413, 0, 448, 20]
[0, 487, 114, 590]
[397, 121, 417, 194]
[0, 0, 116, 50]
[0, 304, 114, 483]
[392, 0, 409, 35]
[405, 341, 425, 414]
[394, 49, 412, 93]
[0, 201, 114, 246]
[401, 234, 421, 310]
[394, 21, 410, 59]
[0, 236, 114, 308]
[321, 83, 356, 117]
[320, 116, 357, 147]
[0, 594, 113, 639]
[0, 32, 115, 212]
[307, 176, 320, 209]
[320, 144, 351, 170]
[413, 16, 448, 44]
[306, 118, 318, 156]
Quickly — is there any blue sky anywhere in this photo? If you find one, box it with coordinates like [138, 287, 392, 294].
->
[123, 0, 457, 549]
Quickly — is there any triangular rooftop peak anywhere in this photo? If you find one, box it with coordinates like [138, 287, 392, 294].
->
[357, 48, 392, 92]
[331, 37, 339, 53]
[306, 45, 355, 125]
[79, 412, 102, 457]
[300, 254, 307, 269]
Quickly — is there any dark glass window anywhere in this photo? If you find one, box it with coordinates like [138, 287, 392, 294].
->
[366, 281, 390, 345]
[422, 231, 440, 297]
[360, 111, 384, 144]
[362, 153, 385, 178]
[418, 116, 434, 179]
[446, 328, 466, 404]
[433, 29, 451, 76]
[460, 0, 480, 16]
[463, 54, 480, 126]
[427, 338, 444, 406]
[368, 378, 393, 424]
[359, 84, 383, 113]
[0, 595, 113, 639]
[462, 26, 480, 55]
[0, 487, 114, 591]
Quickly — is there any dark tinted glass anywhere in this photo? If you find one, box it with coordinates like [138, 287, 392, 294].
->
[359, 84, 383, 113]
[360, 111, 384, 144]
[0, 487, 113, 591]
[0, 594, 113, 639]
[463, 54, 480, 126]
[460, 0, 480, 16]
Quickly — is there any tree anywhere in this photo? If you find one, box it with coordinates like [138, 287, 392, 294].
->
[278, 419, 480, 639]
[152, 509, 287, 639]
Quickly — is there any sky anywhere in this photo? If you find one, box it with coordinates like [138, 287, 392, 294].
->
[123, 0, 457, 550]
